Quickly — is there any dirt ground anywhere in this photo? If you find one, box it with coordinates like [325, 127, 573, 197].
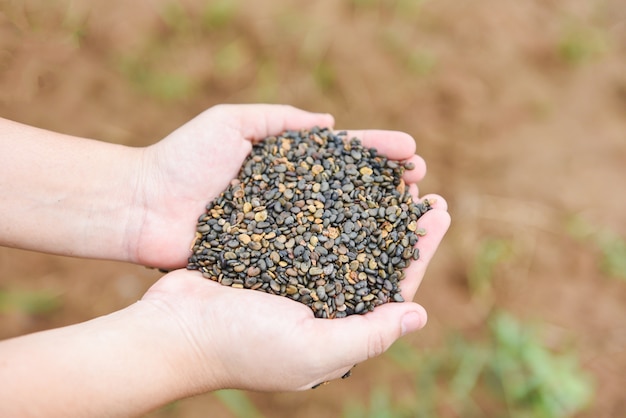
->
[1, 0, 625, 417]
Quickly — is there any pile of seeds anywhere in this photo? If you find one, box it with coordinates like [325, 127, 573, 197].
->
[187, 127, 432, 318]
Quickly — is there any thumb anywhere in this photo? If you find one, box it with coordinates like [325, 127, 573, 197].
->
[314, 302, 428, 366]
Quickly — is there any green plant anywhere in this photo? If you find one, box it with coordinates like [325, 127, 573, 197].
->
[379, 29, 437, 77]
[0, 288, 61, 315]
[213, 390, 263, 418]
[202, 0, 239, 31]
[566, 215, 626, 280]
[343, 386, 405, 418]
[558, 24, 607, 65]
[116, 56, 194, 101]
[488, 313, 594, 418]
[467, 238, 512, 298]
[596, 232, 626, 280]
[359, 311, 595, 418]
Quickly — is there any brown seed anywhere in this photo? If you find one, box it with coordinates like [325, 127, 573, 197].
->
[238, 234, 251, 245]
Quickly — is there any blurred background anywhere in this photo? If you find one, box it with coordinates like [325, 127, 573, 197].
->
[1, 0, 625, 416]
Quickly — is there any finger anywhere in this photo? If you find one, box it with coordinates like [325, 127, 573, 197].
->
[309, 302, 427, 368]
[399, 206, 451, 300]
[340, 130, 417, 160]
[402, 154, 427, 184]
[208, 104, 335, 142]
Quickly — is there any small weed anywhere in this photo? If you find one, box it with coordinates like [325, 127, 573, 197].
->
[343, 386, 406, 418]
[117, 56, 193, 101]
[255, 59, 279, 102]
[0, 288, 61, 315]
[489, 313, 594, 418]
[214, 39, 248, 78]
[597, 233, 626, 280]
[213, 390, 263, 418]
[405, 51, 437, 77]
[62, 5, 89, 47]
[566, 215, 626, 280]
[312, 59, 337, 92]
[159, 2, 193, 36]
[379, 29, 436, 77]
[202, 0, 239, 32]
[467, 238, 512, 297]
[366, 311, 594, 418]
[558, 24, 607, 66]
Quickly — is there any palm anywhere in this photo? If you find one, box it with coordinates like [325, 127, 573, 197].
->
[141, 193, 450, 391]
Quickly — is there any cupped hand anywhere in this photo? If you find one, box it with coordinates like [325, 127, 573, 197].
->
[127, 104, 430, 270]
[140, 197, 450, 393]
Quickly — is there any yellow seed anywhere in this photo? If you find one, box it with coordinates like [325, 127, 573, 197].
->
[359, 166, 373, 176]
[243, 202, 252, 213]
[407, 221, 417, 232]
[238, 234, 251, 245]
[311, 164, 324, 175]
[254, 210, 268, 222]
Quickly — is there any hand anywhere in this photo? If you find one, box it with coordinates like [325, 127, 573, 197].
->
[140, 196, 450, 392]
[127, 104, 431, 270]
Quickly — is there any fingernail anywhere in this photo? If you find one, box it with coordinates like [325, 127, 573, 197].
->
[401, 311, 424, 336]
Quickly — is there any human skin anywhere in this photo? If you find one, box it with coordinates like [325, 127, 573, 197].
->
[0, 105, 451, 417]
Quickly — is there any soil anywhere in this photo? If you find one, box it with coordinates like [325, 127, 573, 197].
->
[1, 1, 625, 417]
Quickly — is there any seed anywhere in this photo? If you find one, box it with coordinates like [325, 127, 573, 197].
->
[354, 302, 365, 314]
[311, 164, 324, 175]
[255, 210, 268, 222]
[359, 166, 373, 176]
[188, 127, 433, 317]
[309, 267, 324, 276]
[248, 241, 262, 251]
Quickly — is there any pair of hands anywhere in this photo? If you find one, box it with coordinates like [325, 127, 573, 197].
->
[128, 104, 450, 394]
